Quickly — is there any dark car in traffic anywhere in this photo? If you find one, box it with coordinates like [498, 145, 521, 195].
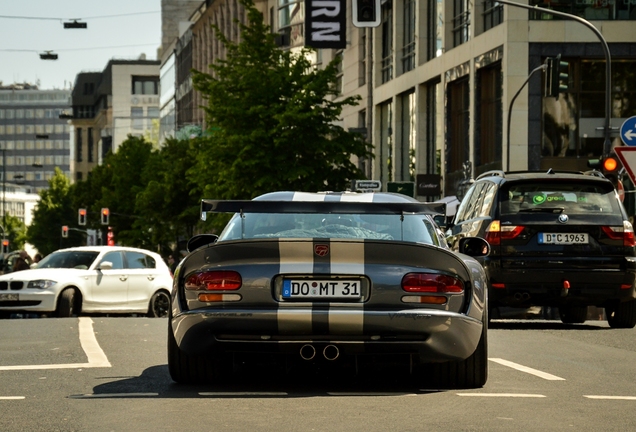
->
[168, 191, 491, 388]
[445, 169, 636, 328]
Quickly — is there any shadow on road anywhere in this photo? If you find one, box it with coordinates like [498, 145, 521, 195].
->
[489, 319, 610, 331]
[83, 362, 451, 399]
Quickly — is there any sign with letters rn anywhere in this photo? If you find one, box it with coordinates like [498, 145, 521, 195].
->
[305, 0, 346, 49]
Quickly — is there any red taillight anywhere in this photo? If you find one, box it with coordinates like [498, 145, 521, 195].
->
[185, 271, 242, 290]
[401, 273, 464, 293]
[602, 221, 636, 247]
[484, 220, 524, 246]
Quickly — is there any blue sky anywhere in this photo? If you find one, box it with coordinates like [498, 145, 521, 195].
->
[0, 0, 162, 89]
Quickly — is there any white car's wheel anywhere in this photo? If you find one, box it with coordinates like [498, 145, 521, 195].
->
[147, 290, 170, 318]
[56, 289, 77, 317]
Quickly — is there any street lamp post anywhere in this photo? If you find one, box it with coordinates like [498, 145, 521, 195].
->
[1, 147, 5, 242]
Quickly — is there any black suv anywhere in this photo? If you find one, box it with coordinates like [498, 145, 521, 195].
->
[445, 170, 636, 328]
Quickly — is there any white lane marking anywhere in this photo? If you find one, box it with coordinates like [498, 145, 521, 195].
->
[0, 396, 25, 400]
[0, 317, 111, 371]
[457, 393, 546, 398]
[489, 358, 566, 381]
[584, 395, 636, 400]
[200, 392, 288, 397]
[70, 393, 158, 399]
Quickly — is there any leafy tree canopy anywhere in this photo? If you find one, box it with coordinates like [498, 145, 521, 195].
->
[190, 0, 372, 200]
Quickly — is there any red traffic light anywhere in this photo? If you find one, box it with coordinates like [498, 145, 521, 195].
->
[101, 208, 110, 225]
[62, 226, 69, 238]
[78, 208, 87, 225]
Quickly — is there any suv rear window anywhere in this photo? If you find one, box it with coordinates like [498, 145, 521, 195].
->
[500, 182, 619, 215]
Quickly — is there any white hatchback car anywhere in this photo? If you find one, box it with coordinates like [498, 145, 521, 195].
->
[0, 246, 173, 318]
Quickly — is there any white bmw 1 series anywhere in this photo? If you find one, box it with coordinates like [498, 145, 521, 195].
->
[0, 246, 173, 318]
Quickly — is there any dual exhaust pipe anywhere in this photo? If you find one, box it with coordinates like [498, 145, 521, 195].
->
[299, 344, 339, 361]
[514, 292, 531, 301]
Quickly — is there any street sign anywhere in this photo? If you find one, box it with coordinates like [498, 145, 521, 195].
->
[354, 180, 381, 191]
[416, 174, 441, 196]
[387, 181, 415, 198]
[620, 116, 636, 146]
[613, 147, 636, 186]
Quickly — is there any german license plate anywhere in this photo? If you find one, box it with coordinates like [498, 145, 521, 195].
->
[538, 233, 589, 245]
[282, 279, 361, 299]
[0, 293, 19, 301]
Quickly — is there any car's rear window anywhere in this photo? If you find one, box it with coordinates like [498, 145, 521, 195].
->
[500, 182, 620, 215]
[218, 212, 437, 245]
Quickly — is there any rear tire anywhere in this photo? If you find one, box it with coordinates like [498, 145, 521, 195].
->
[606, 299, 636, 329]
[558, 305, 587, 324]
[168, 320, 221, 384]
[147, 290, 170, 318]
[56, 289, 77, 317]
[417, 322, 488, 389]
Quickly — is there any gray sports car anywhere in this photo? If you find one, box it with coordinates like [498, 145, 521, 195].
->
[168, 191, 490, 388]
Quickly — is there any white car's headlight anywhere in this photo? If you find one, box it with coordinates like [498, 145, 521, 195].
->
[27, 280, 57, 290]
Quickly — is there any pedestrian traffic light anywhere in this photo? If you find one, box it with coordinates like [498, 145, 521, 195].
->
[78, 208, 87, 226]
[352, 0, 381, 27]
[546, 54, 569, 99]
[62, 226, 69, 238]
[101, 208, 110, 225]
[2, 239, 9, 253]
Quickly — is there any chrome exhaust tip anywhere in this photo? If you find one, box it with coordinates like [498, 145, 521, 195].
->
[323, 344, 340, 361]
[299, 344, 316, 360]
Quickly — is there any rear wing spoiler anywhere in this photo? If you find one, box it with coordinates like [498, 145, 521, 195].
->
[200, 199, 446, 221]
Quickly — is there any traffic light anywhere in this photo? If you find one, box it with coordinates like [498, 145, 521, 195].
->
[101, 208, 110, 225]
[2, 239, 9, 254]
[62, 226, 69, 238]
[352, 0, 381, 27]
[545, 54, 569, 99]
[78, 208, 87, 226]
[589, 153, 622, 189]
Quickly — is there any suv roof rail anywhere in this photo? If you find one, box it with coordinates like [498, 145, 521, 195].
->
[583, 169, 607, 178]
[475, 170, 506, 180]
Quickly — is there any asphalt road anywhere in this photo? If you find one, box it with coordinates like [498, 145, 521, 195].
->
[1, 317, 635, 432]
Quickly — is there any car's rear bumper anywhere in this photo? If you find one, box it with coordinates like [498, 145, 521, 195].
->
[488, 268, 636, 307]
[171, 307, 484, 362]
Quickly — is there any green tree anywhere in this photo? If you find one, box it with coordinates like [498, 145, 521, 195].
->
[1, 214, 27, 251]
[190, 0, 372, 201]
[26, 168, 78, 255]
[135, 136, 201, 254]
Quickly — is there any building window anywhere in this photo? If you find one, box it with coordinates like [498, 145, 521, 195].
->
[398, 90, 417, 181]
[402, 0, 416, 73]
[76, 127, 83, 162]
[132, 77, 159, 95]
[131, 107, 144, 129]
[446, 77, 470, 195]
[83, 82, 94, 95]
[381, 1, 394, 84]
[335, 51, 344, 94]
[379, 101, 394, 184]
[278, 0, 303, 46]
[87, 128, 94, 162]
[483, 0, 503, 31]
[452, 0, 471, 48]
[475, 63, 503, 174]
[359, 29, 367, 87]
[530, 0, 636, 20]
[426, 80, 440, 174]
[542, 59, 636, 159]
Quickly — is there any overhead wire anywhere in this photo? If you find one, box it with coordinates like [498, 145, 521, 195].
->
[0, 11, 160, 21]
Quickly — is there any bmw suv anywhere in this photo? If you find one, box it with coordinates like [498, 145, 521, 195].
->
[445, 169, 636, 328]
